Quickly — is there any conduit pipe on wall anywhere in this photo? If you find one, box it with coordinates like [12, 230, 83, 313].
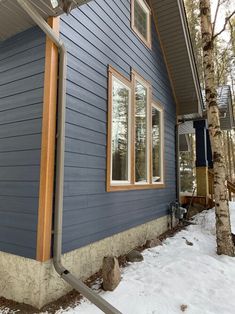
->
[16, 1, 121, 313]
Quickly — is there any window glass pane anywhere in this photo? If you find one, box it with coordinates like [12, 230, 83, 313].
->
[135, 81, 148, 183]
[134, 0, 148, 40]
[152, 107, 161, 182]
[112, 78, 130, 181]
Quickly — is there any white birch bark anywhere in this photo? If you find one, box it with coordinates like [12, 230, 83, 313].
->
[199, 0, 234, 256]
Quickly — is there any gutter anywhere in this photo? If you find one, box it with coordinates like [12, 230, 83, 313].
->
[16, 1, 121, 313]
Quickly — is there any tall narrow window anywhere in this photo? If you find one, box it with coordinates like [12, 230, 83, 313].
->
[131, 0, 151, 48]
[107, 66, 164, 191]
[135, 80, 148, 183]
[152, 104, 163, 183]
[110, 74, 131, 183]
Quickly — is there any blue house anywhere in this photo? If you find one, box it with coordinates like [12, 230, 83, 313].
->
[0, 0, 203, 309]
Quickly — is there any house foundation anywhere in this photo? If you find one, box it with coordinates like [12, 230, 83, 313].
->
[0, 215, 169, 309]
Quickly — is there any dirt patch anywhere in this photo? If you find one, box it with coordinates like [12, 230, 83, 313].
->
[0, 221, 191, 313]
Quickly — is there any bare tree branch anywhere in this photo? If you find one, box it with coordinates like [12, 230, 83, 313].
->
[216, 40, 232, 85]
[213, 10, 235, 40]
[212, 0, 221, 38]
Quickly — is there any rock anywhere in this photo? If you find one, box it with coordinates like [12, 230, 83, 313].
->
[180, 304, 188, 312]
[185, 239, 193, 246]
[145, 238, 162, 248]
[183, 237, 193, 246]
[102, 256, 121, 291]
[126, 250, 143, 262]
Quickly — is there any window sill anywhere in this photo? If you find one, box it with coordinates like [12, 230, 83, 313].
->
[107, 183, 165, 192]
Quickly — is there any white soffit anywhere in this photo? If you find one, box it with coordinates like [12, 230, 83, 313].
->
[0, 0, 91, 41]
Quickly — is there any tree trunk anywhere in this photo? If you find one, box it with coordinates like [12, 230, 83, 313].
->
[230, 130, 235, 182]
[227, 131, 232, 181]
[223, 131, 229, 178]
[199, 0, 234, 256]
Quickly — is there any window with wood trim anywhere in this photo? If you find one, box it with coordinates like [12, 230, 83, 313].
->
[131, 0, 151, 48]
[111, 77, 131, 183]
[151, 103, 164, 183]
[107, 66, 164, 192]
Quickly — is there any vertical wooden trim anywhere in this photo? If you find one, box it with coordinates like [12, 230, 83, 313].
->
[36, 17, 59, 262]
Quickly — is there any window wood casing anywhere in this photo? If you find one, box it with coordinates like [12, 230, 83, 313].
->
[151, 102, 164, 185]
[131, 0, 152, 49]
[107, 66, 164, 192]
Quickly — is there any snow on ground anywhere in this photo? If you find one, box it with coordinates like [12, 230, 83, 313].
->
[58, 202, 235, 314]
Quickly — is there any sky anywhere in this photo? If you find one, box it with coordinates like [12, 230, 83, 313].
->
[211, 0, 233, 41]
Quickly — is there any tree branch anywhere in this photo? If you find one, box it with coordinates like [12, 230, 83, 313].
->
[213, 10, 235, 40]
[212, 0, 221, 38]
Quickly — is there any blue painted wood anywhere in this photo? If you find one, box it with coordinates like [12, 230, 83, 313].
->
[60, 0, 177, 253]
[206, 130, 213, 168]
[0, 27, 45, 259]
[193, 120, 208, 167]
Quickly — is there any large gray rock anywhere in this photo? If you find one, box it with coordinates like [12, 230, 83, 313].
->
[102, 256, 121, 291]
[126, 250, 143, 262]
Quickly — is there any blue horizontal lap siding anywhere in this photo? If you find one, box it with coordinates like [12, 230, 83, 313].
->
[0, 27, 45, 258]
[61, 0, 176, 253]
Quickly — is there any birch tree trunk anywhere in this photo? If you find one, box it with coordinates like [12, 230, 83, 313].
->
[230, 131, 235, 182]
[199, 0, 234, 256]
[227, 131, 232, 181]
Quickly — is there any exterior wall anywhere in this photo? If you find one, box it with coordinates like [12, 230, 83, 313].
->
[0, 215, 168, 309]
[0, 27, 45, 259]
[60, 0, 176, 254]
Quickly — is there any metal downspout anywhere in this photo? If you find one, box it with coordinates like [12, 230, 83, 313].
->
[16, 1, 121, 313]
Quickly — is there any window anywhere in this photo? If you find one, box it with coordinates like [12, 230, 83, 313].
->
[107, 66, 164, 191]
[131, 0, 151, 48]
[135, 79, 149, 183]
[108, 67, 131, 186]
[152, 103, 164, 183]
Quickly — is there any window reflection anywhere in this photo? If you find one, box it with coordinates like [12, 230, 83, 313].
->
[134, 0, 148, 40]
[152, 106, 161, 182]
[112, 78, 130, 181]
[135, 81, 148, 183]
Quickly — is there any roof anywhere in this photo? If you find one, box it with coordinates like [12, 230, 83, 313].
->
[217, 85, 234, 130]
[0, 0, 203, 119]
[179, 85, 234, 135]
[151, 0, 203, 119]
